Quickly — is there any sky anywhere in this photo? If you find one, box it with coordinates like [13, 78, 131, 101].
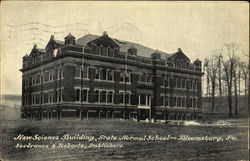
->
[1, 1, 249, 95]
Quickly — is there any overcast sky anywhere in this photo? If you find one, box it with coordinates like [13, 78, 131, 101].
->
[1, 1, 249, 95]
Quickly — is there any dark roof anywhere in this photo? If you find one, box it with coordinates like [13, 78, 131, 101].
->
[194, 58, 201, 62]
[75, 34, 99, 46]
[54, 40, 64, 45]
[37, 48, 46, 53]
[165, 49, 190, 61]
[128, 45, 137, 50]
[65, 33, 76, 39]
[76, 34, 172, 58]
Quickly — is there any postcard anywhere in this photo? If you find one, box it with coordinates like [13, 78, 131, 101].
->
[0, 1, 249, 161]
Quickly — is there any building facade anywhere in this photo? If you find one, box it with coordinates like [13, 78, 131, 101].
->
[20, 32, 203, 121]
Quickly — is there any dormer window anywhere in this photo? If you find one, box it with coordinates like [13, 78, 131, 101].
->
[53, 49, 58, 57]
[128, 45, 137, 56]
[64, 33, 76, 45]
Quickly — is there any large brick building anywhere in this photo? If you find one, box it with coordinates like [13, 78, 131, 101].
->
[20, 32, 203, 121]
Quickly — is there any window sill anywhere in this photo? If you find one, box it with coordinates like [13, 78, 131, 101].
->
[95, 79, 115, 83]
[75, 77, 90, 80]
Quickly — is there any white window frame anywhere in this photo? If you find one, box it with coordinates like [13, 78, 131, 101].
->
[160, 94, 170, 107]
[119, 90, 131, 105]
[138, 93, 151, 106]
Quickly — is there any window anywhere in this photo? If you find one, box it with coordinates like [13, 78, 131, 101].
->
[160, 95, 164, 106]
[57, 89, 63, 102]
[95, 68, 99, 79]
[140, 74, 146, 82]
[61, 89, 64, 101]
[57, 90, 60, 102]
[100, 68, 107, 80]
[49, 70, 53, 81]
[32, 95, 35, 105]
[119, 92, 124, 104]
[194, 80, 197, 90]
[108, 48, 114, 57]
[96, 46, 100, 55]
[75, 66, 80, 77]
[162, 75, 169, 87]
[173, 78, 177, 88]
[146, 75, 151, 83]
[107, 69, 113, 81]
[190, 98, 193, 107]
[94, 90, 99, 102]
[165, 96, 169, 106]
[82, 89, 88, 102]
[32, 75, 36, 85]
[166, 77, 169, 87]
[125, 72, 130, 82]
[139, 94, 150, 106]
[147, 94, 151, 106]
[177, 97, 181, 107]
[102, 47, 107, 56]
[75, 89, 80, 102]
[193, 98, 197, 108]
[182, 61, 185, 69]
[107, 91, 113, 103]
[100, 91, 107, 103]
[181, 79, 186, 88]
[182, 97, 186, 107]
[190, 80, 194, 89]
[58, 68, 64, 79]
[83, 66, 88, 78]
[177, 78, 181, 88]
[119, 72, 124, 82]
[88, 67, 91, 79]
[35, 74, 40, 84]
[43, 92, 48, 104]
[125, 92, 130, 104]
[173, 96, 177, 106]
[48, 92, 53, 103]
[140, 94, 146, 105]
[44, 71, 49, 82]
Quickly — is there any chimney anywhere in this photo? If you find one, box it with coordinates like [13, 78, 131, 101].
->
[178, 48, 182, 52]
[50, 35, 55, 40]
[103, 31, 108, 36]
[64, 33, 76, 45]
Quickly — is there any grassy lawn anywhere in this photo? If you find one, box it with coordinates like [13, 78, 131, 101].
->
[1, 119, 249, 161]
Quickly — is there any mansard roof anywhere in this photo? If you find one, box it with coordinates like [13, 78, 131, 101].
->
[76, 34, 173, 58]
[24, 33, 191, 61]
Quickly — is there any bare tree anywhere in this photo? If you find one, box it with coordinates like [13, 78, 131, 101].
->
[204, 58, 211, 98]
[209, 55, 218, 111]
[233, 57, 240, 115]
[222, 43, 239, 117]
[217, 53, 223, 105]
[239, 61, 249, 96]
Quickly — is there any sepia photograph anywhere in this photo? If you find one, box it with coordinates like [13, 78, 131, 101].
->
[0, 1, 249, 161]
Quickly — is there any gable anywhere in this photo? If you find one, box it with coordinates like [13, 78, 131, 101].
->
[87, 35, 120, 48]
[46, 40, 61, 51]
[169, 51, 190, 62]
